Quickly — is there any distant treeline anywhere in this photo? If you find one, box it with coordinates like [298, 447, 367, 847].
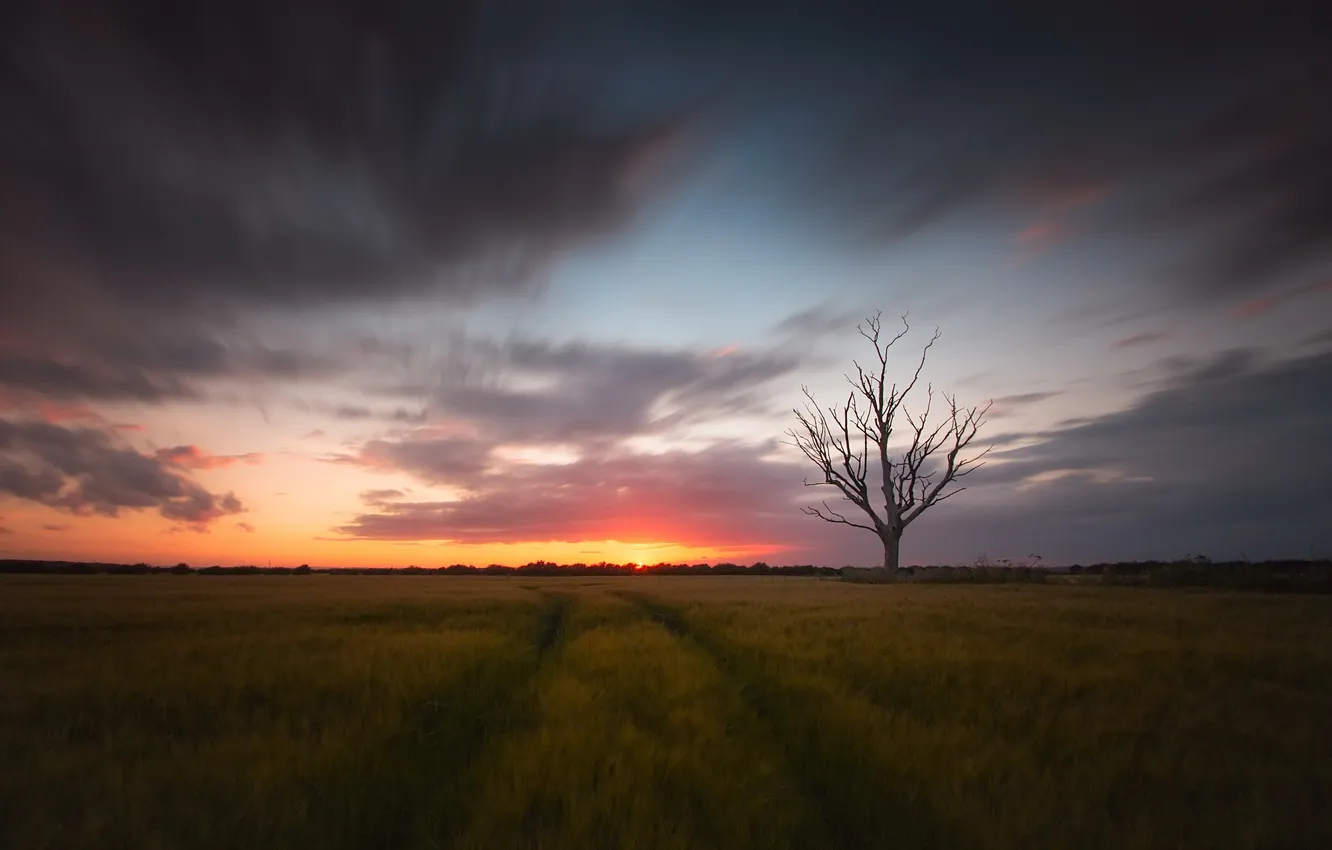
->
[1, 558, 1328, 592]
[0, 559, 840, 578]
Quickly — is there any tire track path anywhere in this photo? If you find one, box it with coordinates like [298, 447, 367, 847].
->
[451, 594, 812, 850]
[330, 593, 576, 850]
[625, 592, 953, 850]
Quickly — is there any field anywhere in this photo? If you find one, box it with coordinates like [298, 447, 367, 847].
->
[2, 576, 1329, 849]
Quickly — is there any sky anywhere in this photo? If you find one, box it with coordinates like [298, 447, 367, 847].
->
[1, 0, 1330, 567]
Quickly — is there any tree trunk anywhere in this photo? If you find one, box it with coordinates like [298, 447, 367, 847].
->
[882, 532, 900, 573]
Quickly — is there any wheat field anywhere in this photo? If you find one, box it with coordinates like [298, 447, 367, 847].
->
[2, 575, 1329, 849]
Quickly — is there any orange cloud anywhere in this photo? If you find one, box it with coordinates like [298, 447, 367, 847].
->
[155, 445, 264, 470]
[35, 400, 100, 423]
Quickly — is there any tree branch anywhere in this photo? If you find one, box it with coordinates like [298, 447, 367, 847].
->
[801, 501, 880, 533]
[790, 312, 992, 555]
[901, 396, 993, 527]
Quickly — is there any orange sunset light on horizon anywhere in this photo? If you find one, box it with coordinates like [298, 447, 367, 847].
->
[3, 0, 1332, 571]
[0, 429, 792, 566]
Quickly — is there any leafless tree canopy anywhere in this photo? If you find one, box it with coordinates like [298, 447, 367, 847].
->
[787, 313, 991, 571]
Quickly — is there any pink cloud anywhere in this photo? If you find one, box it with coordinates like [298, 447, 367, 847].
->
[335, 443, 805, 552]
[155, 445, 264, 470]
[0, 392, 146, 437]
[0, 390, 103, 425]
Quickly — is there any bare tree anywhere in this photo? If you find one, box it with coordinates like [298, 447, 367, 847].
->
[787, 313, 991, 573]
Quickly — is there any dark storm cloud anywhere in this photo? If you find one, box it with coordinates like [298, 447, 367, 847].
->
[0, 0, 696, 369]
[1150, 64, 1332, 295]
[0, 419, 244, 524]
[773, 1, 1332, 301]
[2, 0, 1326, 515]
[0, 354, 195, 403]
[925, 347, 1332, 561]
[0, 322, 350, 402]
[9, 0, 1325, 330]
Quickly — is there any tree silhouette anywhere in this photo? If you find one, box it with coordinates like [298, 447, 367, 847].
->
[787, 313, 991, 573]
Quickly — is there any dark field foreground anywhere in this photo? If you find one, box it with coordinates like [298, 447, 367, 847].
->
[1, 577, 1329, 849]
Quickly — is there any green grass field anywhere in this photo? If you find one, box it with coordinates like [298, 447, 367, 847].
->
[2, 576, 1329, 849]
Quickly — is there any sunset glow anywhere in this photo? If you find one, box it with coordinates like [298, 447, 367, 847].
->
[1, 2, 1330, 568]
